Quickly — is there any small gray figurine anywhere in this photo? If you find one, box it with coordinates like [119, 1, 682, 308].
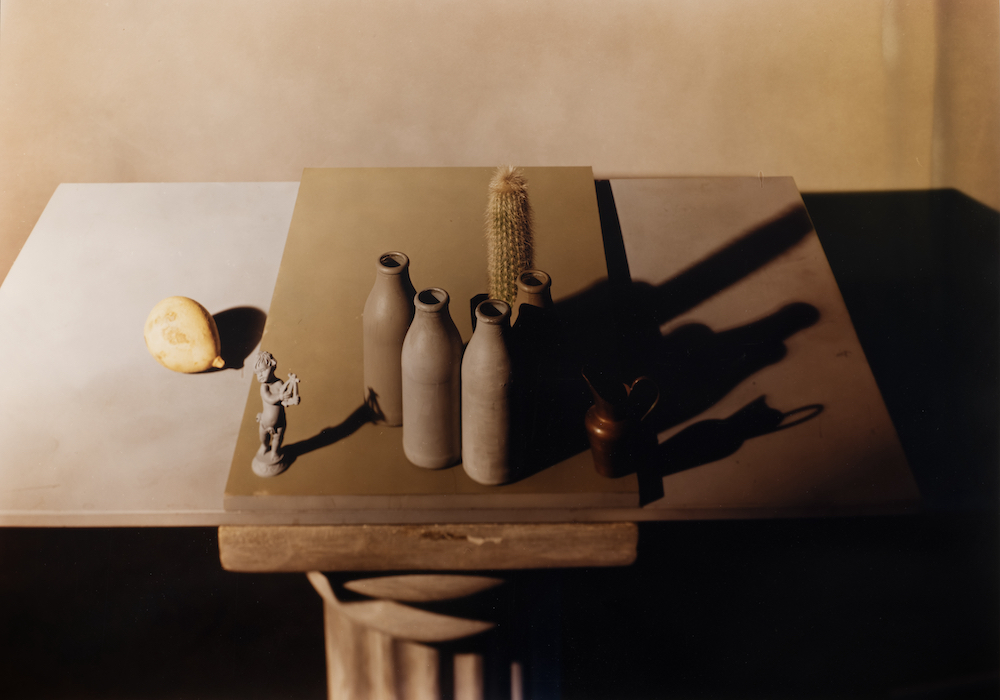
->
[252, 350, 300, 477]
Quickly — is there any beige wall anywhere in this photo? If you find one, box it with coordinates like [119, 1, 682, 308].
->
[1, 0, 996, 283]
[932, 0, 1000, 208]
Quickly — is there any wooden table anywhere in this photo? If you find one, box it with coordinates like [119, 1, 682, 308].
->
[0, 172, 918, 698]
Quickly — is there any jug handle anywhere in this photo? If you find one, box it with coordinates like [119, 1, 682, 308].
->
[627, 376, 660, 422]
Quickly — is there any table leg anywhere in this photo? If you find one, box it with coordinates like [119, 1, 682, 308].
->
[219, 524, 638, 698]
[311, 571, 506, 700]
[321, 593, 440, 700]
[454, 653, 484, 700]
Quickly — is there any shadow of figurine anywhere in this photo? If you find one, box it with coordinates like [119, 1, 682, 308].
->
[212, 306, 267, 370]
[283, 403, 373, 465]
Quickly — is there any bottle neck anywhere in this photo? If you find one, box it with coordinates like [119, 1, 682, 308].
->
[375, 268, 414, 294]
[415, 306, 452, 327]
[474, 320, 507, 341]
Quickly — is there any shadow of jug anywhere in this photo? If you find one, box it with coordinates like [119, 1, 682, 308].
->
[583, 367, 660, 478]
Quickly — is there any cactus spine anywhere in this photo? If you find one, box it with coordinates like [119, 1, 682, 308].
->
[486, 166, 534, 306]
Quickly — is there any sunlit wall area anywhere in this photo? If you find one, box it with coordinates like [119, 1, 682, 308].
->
[931, 0, 1000, 211]
[0, 0, 997, 282]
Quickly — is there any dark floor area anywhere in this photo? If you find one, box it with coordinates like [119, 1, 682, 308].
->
[1, 188, 997, 698]
[0, 514, 995, 699]
[561, 513, 998, 700]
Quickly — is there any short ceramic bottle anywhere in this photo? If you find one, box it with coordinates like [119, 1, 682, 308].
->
[362, 252, 416, 426]
[401, 288, 463, 468]
[509, 269, 554, 461]
[461, 299, 514, 485]
[511, 269, 553, 325]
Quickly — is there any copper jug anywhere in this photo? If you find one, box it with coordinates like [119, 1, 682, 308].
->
[583, 370, 659, 478]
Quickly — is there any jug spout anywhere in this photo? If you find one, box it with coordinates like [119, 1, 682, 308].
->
[582, 366, 629, 420]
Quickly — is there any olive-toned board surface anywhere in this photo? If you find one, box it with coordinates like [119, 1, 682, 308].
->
[225, 167, 638, 512]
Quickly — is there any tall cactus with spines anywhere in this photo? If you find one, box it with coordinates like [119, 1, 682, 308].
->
[486, 165, 533, 306]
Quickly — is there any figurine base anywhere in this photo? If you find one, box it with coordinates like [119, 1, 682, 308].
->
[252, 453, 289, 478]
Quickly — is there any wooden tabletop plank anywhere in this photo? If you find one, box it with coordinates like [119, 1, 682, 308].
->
[219, 522, 639, 572]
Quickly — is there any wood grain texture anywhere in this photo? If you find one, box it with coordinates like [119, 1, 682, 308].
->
[219, 522, 638, 572]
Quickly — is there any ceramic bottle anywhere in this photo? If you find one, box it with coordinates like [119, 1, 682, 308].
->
[511, 269, 553, 325]
[401, 288, 463, 468]
[362, 252, 416, 426]
[461, 299, 514, 485]
[509, 269, 554, 463]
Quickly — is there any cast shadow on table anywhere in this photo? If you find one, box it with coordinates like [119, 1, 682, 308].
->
[595, 180, 815, 330]
[636, 396, 824, 504]
[658, 398, 824, 475]
[212, 306, 267, 370]
[506, 296, 824, 484]
[501, 189, 824, 483]
[801, 188, 999, 510]
[282, 402, 372, 466]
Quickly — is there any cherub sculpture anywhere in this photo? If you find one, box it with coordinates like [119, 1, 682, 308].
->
[252, 350, 301, 477]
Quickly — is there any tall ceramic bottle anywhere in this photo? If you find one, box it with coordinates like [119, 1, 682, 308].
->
[402, 288, 463, 468]
[362, 252, 415, 426]
[462, 299, 514, 485]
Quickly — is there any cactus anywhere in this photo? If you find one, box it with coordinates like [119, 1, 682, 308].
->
[485, 165, 533, 306]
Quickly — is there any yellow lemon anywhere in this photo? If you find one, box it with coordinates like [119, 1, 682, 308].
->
[144, 296, 225, 373]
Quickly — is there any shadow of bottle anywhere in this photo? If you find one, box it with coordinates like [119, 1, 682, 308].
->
[644, 301, 820, 436]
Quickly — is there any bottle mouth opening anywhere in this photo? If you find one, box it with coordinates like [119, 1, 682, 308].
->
[415, 287, 449, 311]
[475, 299, 511, 324]
[378, 251, 409, 273]
[518, 269, 550, 290]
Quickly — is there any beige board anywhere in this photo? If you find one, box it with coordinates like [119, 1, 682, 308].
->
[0, 182, 300, 526]
[610, 177, 919, 514]
[225, 167, 638, 511]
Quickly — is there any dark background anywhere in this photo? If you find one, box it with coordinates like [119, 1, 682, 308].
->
[0, 189, 997, 699]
